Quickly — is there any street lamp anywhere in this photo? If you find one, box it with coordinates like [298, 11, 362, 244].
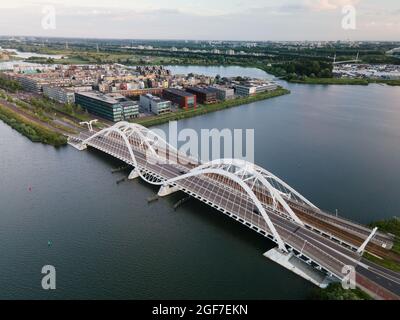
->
[79, 119, 98, 132]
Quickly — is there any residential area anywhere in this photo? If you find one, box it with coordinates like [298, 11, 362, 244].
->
[0, 63, 279, 124]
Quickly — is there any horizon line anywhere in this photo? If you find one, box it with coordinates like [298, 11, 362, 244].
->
[1, 35, 399, 44]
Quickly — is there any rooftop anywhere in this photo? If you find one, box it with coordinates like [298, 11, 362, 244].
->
[186, 86, 216, 95]
[235, 81, 276, 88]
[164, 88, 194, 97]
[207, 85, 233, 92]
[76, 91, 130, 104]
[142, 93, 169, 103]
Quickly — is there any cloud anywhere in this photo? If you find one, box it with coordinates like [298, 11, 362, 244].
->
[0, 0, 398, 41]
[306, 0, 361, 11]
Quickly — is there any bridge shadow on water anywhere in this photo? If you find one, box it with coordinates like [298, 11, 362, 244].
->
[57, 145, 314, 299]
[86, 147, 276, 252]
[85, 146, 277, 253]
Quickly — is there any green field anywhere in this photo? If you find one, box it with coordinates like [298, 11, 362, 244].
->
[369, 217, 400, 255]
[25, 51, 179, 66]
[364, 217, 400, 271]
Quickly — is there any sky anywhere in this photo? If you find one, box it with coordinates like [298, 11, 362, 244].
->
[0, 0, 399, 41]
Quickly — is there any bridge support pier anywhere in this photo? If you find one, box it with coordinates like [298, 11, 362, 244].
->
[158, 185, 179, 197]
[128, 170, 139, 180]
[78, 143, 87, 151]
[67, 138, 87, 150]
[264, 248, 331, 288]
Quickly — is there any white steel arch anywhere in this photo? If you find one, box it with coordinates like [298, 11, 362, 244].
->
[101, 121, 199, 167]
[101, 121, 164, 160]
[255, 165, 318, 210]
[79, 123, 318, 228]
[162, 167, 288, 252]
[76, 123, 325, 252]
[192, 159, 306, 226]
[81, 123, 165, 185]
[82, 126, 139, 166]
[208, 159, 318, 210]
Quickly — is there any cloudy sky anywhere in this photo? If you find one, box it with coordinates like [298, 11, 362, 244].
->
[0, 0, 399, 41]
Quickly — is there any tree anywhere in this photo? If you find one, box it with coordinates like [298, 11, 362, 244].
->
[64, 103, 73, 114]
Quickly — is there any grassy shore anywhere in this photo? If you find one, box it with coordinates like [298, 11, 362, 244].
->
[312, 218, 400, 299]
[369, 79, 400, 86]
[0, 103, 67, 147]
[364, 217, 400, 272]
[288, 77, 369, 85]
[133, 88, 290, 127]
[288, 77, 400, 86]
[310, 283, 372, 300]
[364, 252, 400, 272]
[369, 217, 400, 254]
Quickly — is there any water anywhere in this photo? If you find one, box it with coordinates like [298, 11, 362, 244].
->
[165, 65, 400, 223]
[0, 49, 65, 70]
[3, 49, 64, 60]
[1, 66, 400, 299]
[0, 61, 45, 71]
[166, 65, 274, 80]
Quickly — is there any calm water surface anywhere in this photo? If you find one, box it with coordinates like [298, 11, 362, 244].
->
[1, 66, 400, 299]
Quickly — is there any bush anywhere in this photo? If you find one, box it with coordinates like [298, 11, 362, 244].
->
[310, 283, 371, 300]
[0, 75, 22, 92]
[0, 103, 67, 147]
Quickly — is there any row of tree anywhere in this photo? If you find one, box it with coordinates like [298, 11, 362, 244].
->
[0, 76, 22, 93]
[265, 60, 333, 79]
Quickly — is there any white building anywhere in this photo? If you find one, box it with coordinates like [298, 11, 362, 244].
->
[139, 94, 171, 115]
[234, 82, 278, 96]
[43, 85, 92, 104]
[208, 85, 235, 101]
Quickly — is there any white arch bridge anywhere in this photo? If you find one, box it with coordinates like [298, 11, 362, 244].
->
[67, 122, 399, 298]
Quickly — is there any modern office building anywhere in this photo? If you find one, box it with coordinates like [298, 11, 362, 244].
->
[139, 94, 171, 115]
[43, 85, 92, 104]
[75, 91, 139, 122]
[162, 88, 196, 109]
[207, 85, 235, 101]
[185, 87, 217, 104]
[6, 74, 47, 93]
[234, 82, 278, 96]
[3, 69, 95, 94]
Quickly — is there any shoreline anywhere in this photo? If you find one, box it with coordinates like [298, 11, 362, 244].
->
[0, 87, 290, 144]
[0, 102, 67, 147]
[132, 88, 290, 128]
[287, 77, 400, 86]
[365, 217, 400, 272]
[6, 53, 399, 87]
